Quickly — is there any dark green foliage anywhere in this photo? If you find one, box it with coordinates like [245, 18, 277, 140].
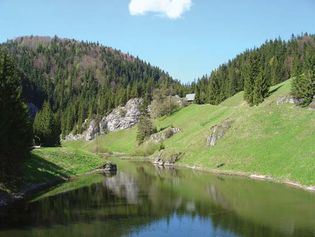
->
[1, 36, 185, 137]
[150, 88, 181, 118]
[253, 71, 270, 105]
[243, 53, 270, 106]
[33, 101, 61, 146]
[159, 143, 165, 151]
[292, 74, 314, 106]
[243, 55, 256, 105]
[194, 85, 201, 104]
[291, 47, 315, 106]
[0, 50, 33, 177]
[136, 109, 154, 145]
[195, 34, 315, 105]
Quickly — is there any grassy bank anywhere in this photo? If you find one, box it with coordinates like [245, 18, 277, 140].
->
[65, 79, 315, 186]
[0, 147, 104, 195]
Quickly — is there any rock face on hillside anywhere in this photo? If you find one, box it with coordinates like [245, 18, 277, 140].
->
[148, 127, 181, 144]
[65, 133, 84, 141]
[277, 95, 315, 109]
[276, 96, 304, 105]
[65, 98, 143, 141]
[85, 119, 100, 141]
[100, 98, 143, 133]
[207, 119, 233, 147]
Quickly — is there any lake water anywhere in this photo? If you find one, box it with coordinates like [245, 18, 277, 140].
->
[0, 160, 315, 237]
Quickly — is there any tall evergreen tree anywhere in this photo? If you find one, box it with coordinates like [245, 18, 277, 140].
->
[0, 50, 33, 175]
[136, 107, 154, 145]
[244, 53, 261, 106]
[33, 101, 60, 146]
[243, 61, 254, 105]
[253, 69, 270, 105]
[291, 49, 315, 106]
[194, 85, 201, 104]
[292, 73, 314, 106]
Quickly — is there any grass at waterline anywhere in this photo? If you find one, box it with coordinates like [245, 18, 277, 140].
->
[31, 173, 105, 202]
[65, 79, 315, 186]
[0, 147, 104, 194]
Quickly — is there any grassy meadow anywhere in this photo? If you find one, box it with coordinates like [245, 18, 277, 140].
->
[65, 79, 315, 185]
[2, 79, 313, 196]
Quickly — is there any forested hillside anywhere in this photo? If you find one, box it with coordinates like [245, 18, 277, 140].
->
[0, 34, 313, 140]
[0, 36, 187, 137]
[194, 34, 315, 105]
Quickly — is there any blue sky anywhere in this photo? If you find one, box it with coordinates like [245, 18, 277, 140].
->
[0, 0, 314, 83]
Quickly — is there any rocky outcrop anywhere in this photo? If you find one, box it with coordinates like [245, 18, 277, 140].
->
[65, 98, 143, 141]
[100, 98, 143, 133]
[94, 162, 117, 173]
[309, 97, 315, 110]
[148, 127, 181, 144]
[64, 133, 84, 141]
[207, 119, 233, 147]
[276, 96, 304, 105]
[153, 151, 182, 167]
[84, 119, 100, 141]
[277, 95, 315, 109]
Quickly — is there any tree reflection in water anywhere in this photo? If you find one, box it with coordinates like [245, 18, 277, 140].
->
[0, 161, 314, 237]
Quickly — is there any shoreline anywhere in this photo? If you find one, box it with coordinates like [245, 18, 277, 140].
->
[0, 163, 115, 209]
[107, 154, 315, 193]
[2, 153, 314, 208]
[174, 163, 315, 193]
[0, 179, 66, 208]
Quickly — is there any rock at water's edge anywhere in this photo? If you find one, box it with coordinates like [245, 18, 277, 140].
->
[153, 152, 182, 167]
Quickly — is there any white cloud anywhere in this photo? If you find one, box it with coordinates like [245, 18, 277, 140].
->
[129, 0, 192, 19]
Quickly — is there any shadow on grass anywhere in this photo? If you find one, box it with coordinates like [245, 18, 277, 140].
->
[268, 85, 283, 96]
[2, 154, 70, 193]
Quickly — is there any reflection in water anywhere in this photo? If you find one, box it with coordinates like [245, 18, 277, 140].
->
[104, 173, 139, 204]
[0, 161, 314, 237]
[207, 184, 230, 209]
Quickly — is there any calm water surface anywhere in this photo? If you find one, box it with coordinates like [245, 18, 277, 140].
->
[0, 160, 314, 237]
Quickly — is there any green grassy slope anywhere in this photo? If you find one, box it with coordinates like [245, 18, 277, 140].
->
[1, 147, 104, 194]
[65, 79, 315, 185]
[63, 127, 138, 154]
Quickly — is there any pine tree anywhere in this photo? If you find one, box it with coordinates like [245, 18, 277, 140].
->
[194, 85, 201, 104]
[253, 69, 270, 105]
[291, 50, 315, 106]
[244, 53, 261, 106]
[33, 101, 60, 146]
[243, 61, 254, 105]
[292, 73, 314, 106]
[136, 107, 154, 145]
[0, 50, 33, 174]
[208, 78, 221, 105]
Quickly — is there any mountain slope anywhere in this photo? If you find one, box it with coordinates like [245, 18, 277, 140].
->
[1, 36, 186, 136]
[193, 34, 315, 105]
[66, 79, 315, 186]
